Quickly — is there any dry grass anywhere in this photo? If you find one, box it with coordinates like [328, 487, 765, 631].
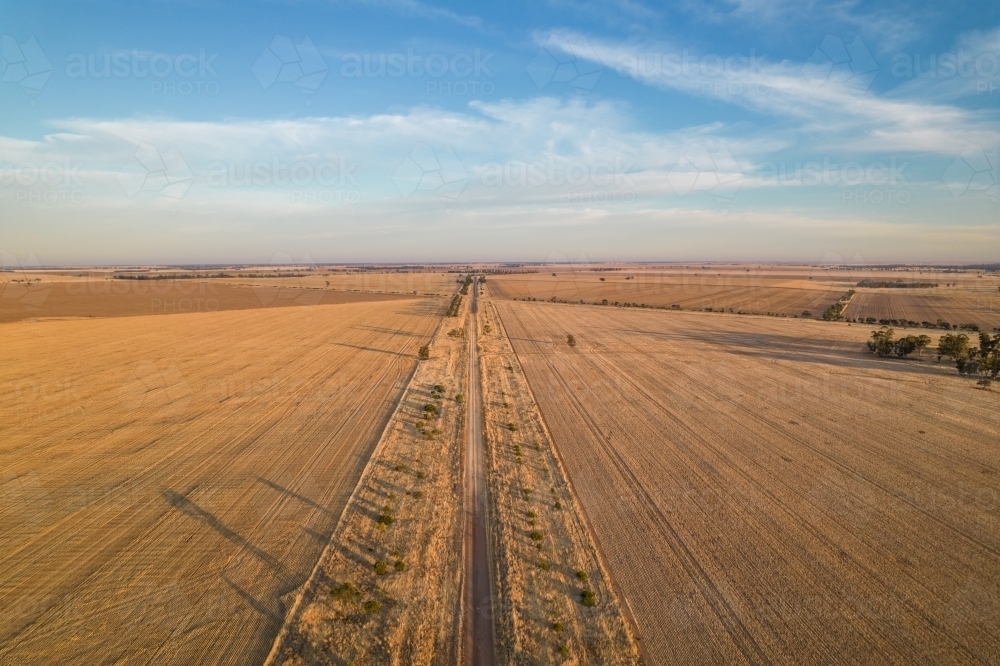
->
[497, 299, 1000, 665]
[274, 300, 468, 666]
[478, 301, 639, 665]
[0, 298, 441, 665]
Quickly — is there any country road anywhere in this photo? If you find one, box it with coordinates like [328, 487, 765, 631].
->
[463, 278, 496, 666]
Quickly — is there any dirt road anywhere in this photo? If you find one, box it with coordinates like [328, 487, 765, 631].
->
[464, 279, 496, 665]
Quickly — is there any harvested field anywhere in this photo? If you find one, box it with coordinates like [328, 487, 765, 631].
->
[844, 287, 1000, 330]
[274, 300, 467, 666]
[477, 300, 639, 665]
[486, 268, 854, 317]
[0, 298, 442, 665]
[486, 266, 1000, 322]
[0, 278, 414, 324]
[208, 271, 460, 296]
[496, 300, 1000, 665]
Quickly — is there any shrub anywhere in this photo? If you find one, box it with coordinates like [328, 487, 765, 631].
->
[576, 570, 588, 583]
[363, 600, 381, 613]
[412, 490, 424, 499]
[580, 589, 597, 606]
[418, 345, 430, 360]
[801, 311, 812, 317]
[566, 334, 576, 347]
[331, 581, 361, 603]
[455, 393, 465, 404]
[559, 644, 570, 657]
[529, 531, 543, 542]
[554, 501, 562, 510]
[508, 422, 517, 432]
[538, 560, 550, 570]
[374, 560, 388, 575]
[433, 383, 446, 393]
[416, 471, 426, 479]
[423, 403, 438, 416]
[552, 622, 565, 632]
[394, 560, 407, 571]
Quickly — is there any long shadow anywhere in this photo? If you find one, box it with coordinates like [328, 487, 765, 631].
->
[355, 325, 424, 338]
[332, 342, 413, 358]
[256, 477, 335, 517]
[591, 327, 952, 379]
[160, 488, 286, 575]
[221, 574, 283, 624]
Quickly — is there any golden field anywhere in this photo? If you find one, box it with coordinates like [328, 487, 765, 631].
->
[0, 297, 441, 665]
[496, 299, 1000, 665]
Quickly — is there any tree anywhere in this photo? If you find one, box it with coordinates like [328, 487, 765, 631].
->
[867, 328, 895, 356]
[566, 334, 576, 348]
[937, 333, 970, 362]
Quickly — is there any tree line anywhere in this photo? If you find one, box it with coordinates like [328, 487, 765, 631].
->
[868, 327, 1000, 385]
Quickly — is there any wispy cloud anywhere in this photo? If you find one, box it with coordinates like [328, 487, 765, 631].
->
[538, 29, 1000, 154]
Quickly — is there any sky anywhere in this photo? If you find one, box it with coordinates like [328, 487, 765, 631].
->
[1, 0, 999, 266]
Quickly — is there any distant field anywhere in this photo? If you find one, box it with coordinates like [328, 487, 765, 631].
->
[497, 300, 1000, 665]
[0, 298, 441, 665]
[485, 266, 852, 316]
[211, 271, 460, 295]
[844, 288, 1000, 330]
[0, 278, 418, 323]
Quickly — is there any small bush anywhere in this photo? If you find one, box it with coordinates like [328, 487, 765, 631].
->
[363, 599, 381, 613]
[455, 393, 465, 404]
[554, 501, 562, 510]
[559, 644, 570, 657]
[416, 471, 426, 479]
[412, 490, 424, 499]
[508, 422, 517, 432]
[418, 345, 430, 360]
[529, 531, 544, 542]
[566, 334, 576, 347]
[538, 560, 550, 571]
[374, 560, 388, 575]
[576, 570, 588, 583]
[394, 463, 408, 472]
[552, 622, 565, 632]
[580, 589, 597, 606]
[394, 560, 407, 571]
[434, 383, 446, 393]
[330, 581, 361, 603]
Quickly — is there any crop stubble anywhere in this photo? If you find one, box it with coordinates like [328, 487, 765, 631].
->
[496, 300, 1000, 665]
[0, 297, 441, 665]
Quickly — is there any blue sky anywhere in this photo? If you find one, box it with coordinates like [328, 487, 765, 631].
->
[1, 0, 999, 265]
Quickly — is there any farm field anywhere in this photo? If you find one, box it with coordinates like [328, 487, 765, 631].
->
[485, 265, 1000, 323]
[844, 288, 1000, 330]
[0, 297, 442, 665]
[0, 278, 414, 324]
[210, 270, 460, 296]
[496, 300, 1000, 665]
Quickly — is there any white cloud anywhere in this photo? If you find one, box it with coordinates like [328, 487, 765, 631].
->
[538, 29, 1000, 154]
